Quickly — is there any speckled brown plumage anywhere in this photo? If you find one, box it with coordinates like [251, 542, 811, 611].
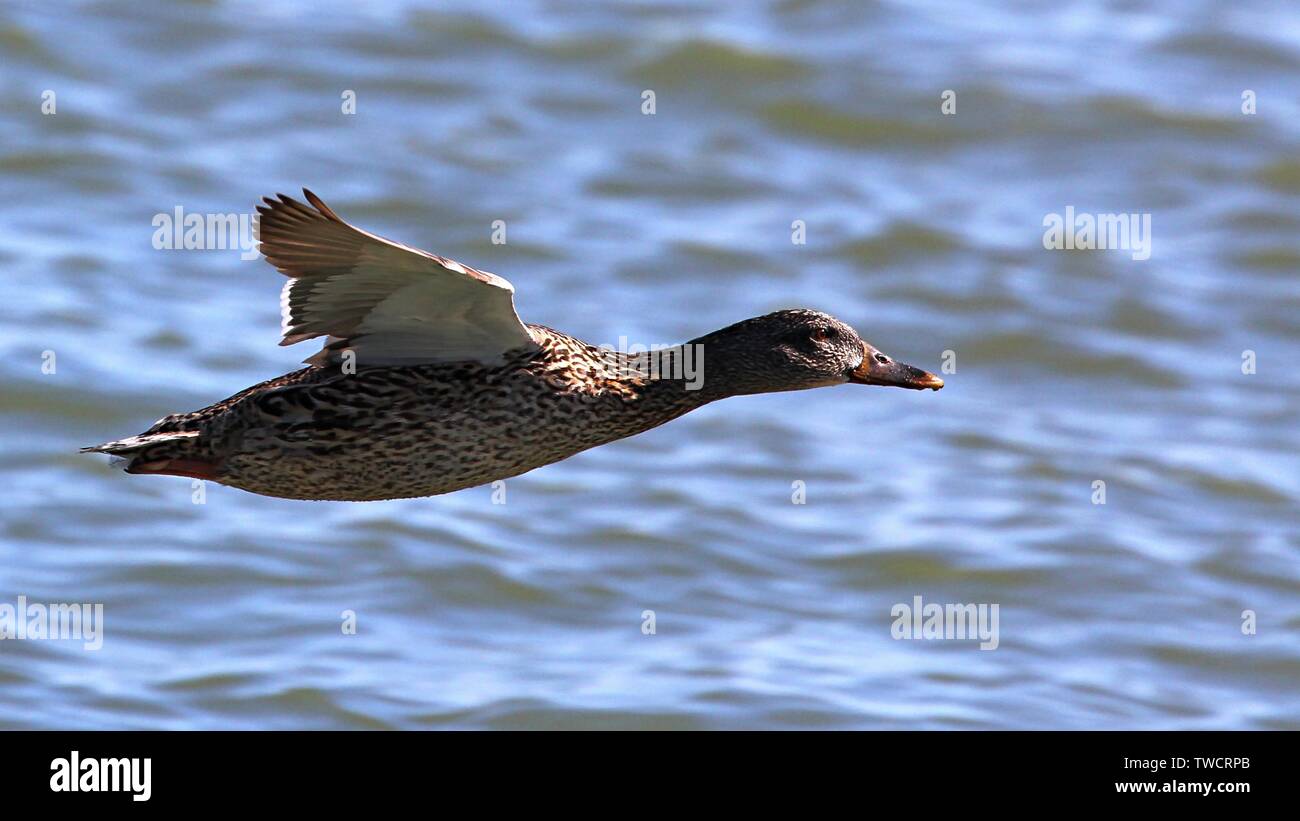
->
[88, 327, 712, 501]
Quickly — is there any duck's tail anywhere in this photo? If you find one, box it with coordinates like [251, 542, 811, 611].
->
[80, 431, 220, 481]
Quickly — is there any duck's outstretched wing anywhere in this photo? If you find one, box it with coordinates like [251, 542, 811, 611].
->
[256, 189, 537, 367]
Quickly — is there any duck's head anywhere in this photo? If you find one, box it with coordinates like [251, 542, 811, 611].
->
[695, 309, 944, 396]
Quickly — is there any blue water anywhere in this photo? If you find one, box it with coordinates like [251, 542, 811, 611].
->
[0, 0, 1297, 728]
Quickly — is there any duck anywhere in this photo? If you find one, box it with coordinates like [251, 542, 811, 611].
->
[83, 190, 943, 501]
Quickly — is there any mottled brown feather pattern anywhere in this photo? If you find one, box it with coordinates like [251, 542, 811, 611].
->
[107, 327, 704, 501]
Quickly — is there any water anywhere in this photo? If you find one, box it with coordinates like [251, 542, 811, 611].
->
[1, 0, 1297, 729]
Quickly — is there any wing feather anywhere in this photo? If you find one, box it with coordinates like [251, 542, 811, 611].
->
[256, 189, 537, 366]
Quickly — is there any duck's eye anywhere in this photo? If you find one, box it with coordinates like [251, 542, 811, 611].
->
[810, 327, 836, 343]
[874, 353, 890, 364]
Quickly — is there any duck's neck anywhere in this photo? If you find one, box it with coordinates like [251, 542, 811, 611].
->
[624, 342, 719, 405]
[529, 324, 768, 439]
[613, 328, 770, 425]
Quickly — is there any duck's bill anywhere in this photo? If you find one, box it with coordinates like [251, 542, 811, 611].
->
[848, 344, 944, 391]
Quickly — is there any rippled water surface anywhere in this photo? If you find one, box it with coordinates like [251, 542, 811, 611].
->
[1, 0, 1298, 729]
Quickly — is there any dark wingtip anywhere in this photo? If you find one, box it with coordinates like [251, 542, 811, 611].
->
[301, 188, 340, 220]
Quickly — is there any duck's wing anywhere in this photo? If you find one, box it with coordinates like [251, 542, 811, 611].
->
[256, 189, 538, 367]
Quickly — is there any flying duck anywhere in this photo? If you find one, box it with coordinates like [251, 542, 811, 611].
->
[83, 190, 943, 501]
